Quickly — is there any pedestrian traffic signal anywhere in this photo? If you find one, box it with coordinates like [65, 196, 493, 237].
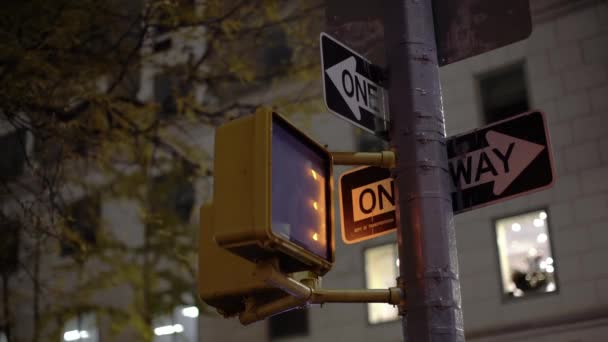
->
[199, 203, 282, 317]
[212, 109, 334, 276]
[199, 110, 404, 322]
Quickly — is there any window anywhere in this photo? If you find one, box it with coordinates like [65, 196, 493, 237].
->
[61, 312, 98, 342]
[153, 306, 198, 342]
[495, 209, 557, 298]
[0, 330, 7, 342]
[364, 243, 399, 324]
[60, 196, 101, 257]
[153, 38, 173, 53]
[0, 129, 27, 182]
[153, 73, 191, 119]
[357, 131, 388, 152]
[268, 308, 308, 339]
[153, 0, 196, 38]
[258, 28, 292, 72]
[479, 63, 529, 124]
[33, 135, 63, 168]
[0, 219, 19, 274]
[148, 175, 195, 223]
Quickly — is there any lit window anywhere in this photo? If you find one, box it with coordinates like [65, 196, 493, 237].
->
[495, 209, 558, 298]
[478, 62, 529, 124]
[62, 313, 98, 342]
[153, 306, 198, 342]
[364, 243, 399, 324]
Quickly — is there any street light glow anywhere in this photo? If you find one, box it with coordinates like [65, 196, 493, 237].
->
[182, 306, 199, 318]
[154, 324, 184, 336]
[63, 330, 90, 341]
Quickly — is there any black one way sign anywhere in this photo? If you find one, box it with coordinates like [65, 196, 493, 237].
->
[339, 111, 554, 243]
[320, 33, 389, 137]
[448, 111, 554, 213]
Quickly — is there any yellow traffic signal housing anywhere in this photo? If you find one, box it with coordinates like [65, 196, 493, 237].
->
[212, 109, 334, 276]
[199, 204, 283, 316]
[199, 110, 405, 321]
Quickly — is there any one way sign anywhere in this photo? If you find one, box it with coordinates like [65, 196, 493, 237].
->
[320, 33, 389, 137]
[448, 111, 554, 213]
[339, 111, 555, 243]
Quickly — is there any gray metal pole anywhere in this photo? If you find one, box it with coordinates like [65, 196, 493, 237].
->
[383, 1, 464, 341]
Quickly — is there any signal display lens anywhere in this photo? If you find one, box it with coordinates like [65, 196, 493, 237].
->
[271, 118, 330, 261]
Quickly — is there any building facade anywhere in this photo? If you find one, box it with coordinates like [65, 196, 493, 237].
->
[200, 0, 608, 341]
[1, 0, 606, 341]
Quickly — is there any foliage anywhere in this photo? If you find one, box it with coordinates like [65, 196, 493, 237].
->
[0, 0, 324, 340]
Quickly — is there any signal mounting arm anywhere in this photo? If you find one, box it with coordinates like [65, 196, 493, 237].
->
[239, 261, 405, 325]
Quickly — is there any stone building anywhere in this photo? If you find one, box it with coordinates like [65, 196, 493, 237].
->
[199, 0, 608, 341]
[1, 0, 606, 341]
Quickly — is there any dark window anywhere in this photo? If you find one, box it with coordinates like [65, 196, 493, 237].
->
[0, 129, 27, 182]
[479, 63, 529, 124]
[153, 37, 173, 52]
[0, 220, 20, 275]
[60, 196, 100, 257]
[154, 73, 176, 116]
[154, 73, 191, 119]
[357, 132, 388, 152]
[268, 308, 308, 339]
[259, 28, 292, 72]
[33, 136, 64, 168]
[149, 175, 195, 223]
[154, 0, 196, 38]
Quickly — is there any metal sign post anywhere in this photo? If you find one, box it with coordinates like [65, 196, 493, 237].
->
[383, 1, 464, 341]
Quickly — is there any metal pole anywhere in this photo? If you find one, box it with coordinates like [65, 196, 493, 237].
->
[383, 1, 464, 341]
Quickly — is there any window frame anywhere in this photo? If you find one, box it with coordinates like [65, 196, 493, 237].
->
[362, 241, 400, 326]
[491, 207, 560, 303]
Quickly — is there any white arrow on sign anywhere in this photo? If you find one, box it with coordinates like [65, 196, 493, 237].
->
[449, 130, 545, 195]
[325, 56, 384, 121]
